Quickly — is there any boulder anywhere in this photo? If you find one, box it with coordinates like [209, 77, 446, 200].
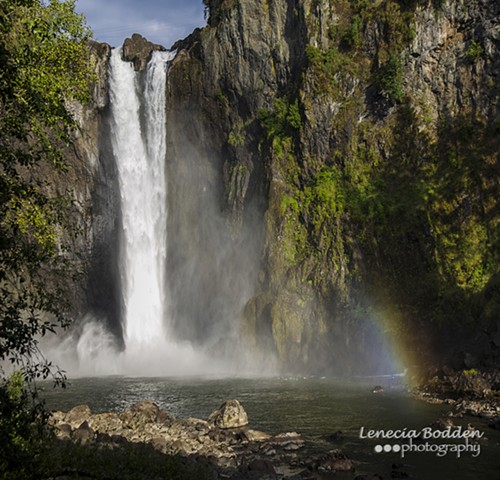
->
[355, 475, 384, 480]
[488, 417, 500, 430]
[430, 418, 454, 430]
[150, 436, 168, 453]
[269, 432, 304, 448]
[208, 400, 249, 429]
[244, 429, 272, 442]
[72, 421, 94, 445]
[324, 430, 344, 442]
[183, 417, 210, 431]
[316, 449, 354, 473]
[391, 471, 409, 479]
[453, 371, 492, 399]
[55, 423, 72, 439]
[65, 405, 92, 428]
[49, 410, 66, 425]
[51, 399, 317, 475]
[287, 471, 318, 480]
[247, 458, 277, 476]
[119, 400, 171, 428]
[88, 412, 122, 433]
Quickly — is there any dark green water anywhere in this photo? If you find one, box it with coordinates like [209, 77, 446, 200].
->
[41, 376, 500, 479]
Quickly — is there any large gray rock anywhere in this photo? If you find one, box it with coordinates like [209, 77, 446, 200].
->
[122, 33, 166, 71]
[88, 412, 122, 432]
[244, 429, 272, 442]
[49, 400, 315, 474]
[72, 420, 95, 445]
[208, 399, 249, 429]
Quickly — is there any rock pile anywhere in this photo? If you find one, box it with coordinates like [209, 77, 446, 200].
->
[413, 369, 500, 425]
[49, 399, 351, 479]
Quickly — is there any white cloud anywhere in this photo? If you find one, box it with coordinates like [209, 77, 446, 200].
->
[75, 0, 205, 48]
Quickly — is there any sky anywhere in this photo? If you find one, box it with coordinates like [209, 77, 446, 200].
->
[75, 0, 207, 49]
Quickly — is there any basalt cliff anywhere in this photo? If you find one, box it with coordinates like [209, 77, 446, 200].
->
[69, 0, 499, 379]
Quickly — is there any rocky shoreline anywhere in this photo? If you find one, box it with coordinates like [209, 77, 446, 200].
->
[49, 399, 355, 480]
[48, 371, 500, 480]
[412, 369, 500, 430]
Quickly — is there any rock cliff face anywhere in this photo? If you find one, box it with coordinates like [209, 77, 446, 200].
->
[165, 0, 499, 376]
[60, 40, 124, 340]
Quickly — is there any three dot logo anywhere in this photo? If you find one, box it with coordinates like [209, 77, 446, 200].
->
[374, 444, 401, 453]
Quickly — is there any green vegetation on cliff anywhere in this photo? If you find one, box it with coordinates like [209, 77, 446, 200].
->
[254, 0, 499, 372]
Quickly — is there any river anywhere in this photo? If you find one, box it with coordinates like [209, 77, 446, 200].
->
[40, 376, 500, 479]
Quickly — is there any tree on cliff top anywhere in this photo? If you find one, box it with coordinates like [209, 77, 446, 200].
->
[0, 0, 92, 472]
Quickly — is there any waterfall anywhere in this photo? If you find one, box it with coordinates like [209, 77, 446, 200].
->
[47, 47, 270, 377]
[108, 48, 173, 350]
[78, 48, 227, 376]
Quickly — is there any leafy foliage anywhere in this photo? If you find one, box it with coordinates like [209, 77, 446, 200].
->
[0, 0, 92, 380]
[377, 53, 404, 102]
[258, 97, 302, 140]
[0, 371, 56, 479]
[306, 45, 346, 94]
[465, 40, 484, 60]
[36, 437, 213, 480]
[0, 2, 93, 472]
[0, 8, 92, 478]
[341, 14, 364, 50]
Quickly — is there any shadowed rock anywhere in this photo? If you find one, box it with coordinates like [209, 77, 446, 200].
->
[315, 449, 354, 473]
[323, 430, 344, 442]
[72, 420, 95, 445]
[50, 399, 310, 477]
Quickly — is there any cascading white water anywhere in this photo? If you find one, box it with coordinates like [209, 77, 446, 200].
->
[108, 48, 173, 349]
